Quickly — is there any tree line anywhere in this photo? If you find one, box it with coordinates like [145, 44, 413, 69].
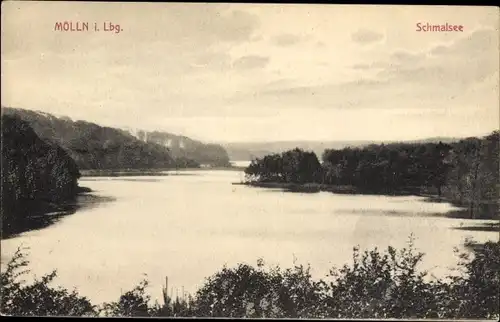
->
[244, 131, 499, 219]
[1, 107, 205, 170]
[1, 115, 82, 237]
[1, 238, 498, 319]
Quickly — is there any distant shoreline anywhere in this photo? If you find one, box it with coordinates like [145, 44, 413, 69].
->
[235, 181, 499, 228]
[79, 166, 245, 177]
[234, 181, 413, 195]
[235, 180, 470, 202]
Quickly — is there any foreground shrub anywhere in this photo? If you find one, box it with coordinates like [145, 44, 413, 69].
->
[194, 259, 324, 318]
[324, 236, 445, 318]
[0, 247, 96, 316]
[448, 241, 500, 319]
[100, 279, 154, 317]
[1, 239, 498, 318]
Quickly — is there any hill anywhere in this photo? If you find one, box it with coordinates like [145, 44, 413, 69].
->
[1, 114, 82, 237]
[223, 138, 461, 161]
[2, 107, 176, 170]
[124, 128, 231, 167]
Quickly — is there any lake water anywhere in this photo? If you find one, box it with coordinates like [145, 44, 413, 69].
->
[1, 169, 498, 305]
[231, 160, 252, 167]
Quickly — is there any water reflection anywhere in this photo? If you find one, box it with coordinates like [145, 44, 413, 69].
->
[2, 191, 115, 240]
[80, 173, 200, 182]
[82, 178, 164, 183]
[453, 222, 499, 232]
[1, 170, 497, 305]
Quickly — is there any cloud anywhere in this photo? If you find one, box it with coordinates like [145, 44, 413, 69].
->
[228, 77, 393, 111]
[350, 28, 497, 91]
[190, 51, 231, 71]
[351, 29, 384, 45]
[391, 50, 425, 64]
[230, 28, 497, 113]
[351, 61, 393, 70]
[391, 29, 495, 86]
[351, 63, 370, 70]
[429, 28, 495, 56]
[207, 9, 261, 43]
[2, 4, 262, 59]
[270, 33, 302, 47]
[232, 55, 270, 70]
[259, 78, 389, 98]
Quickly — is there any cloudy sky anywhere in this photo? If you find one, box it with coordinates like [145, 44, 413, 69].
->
[1, 2, 498, 142]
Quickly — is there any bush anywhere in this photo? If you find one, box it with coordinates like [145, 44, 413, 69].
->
[0, 247, 96, 317]
[324, 236, 443, 318]
[100, 279, 154, 317]
[448, 241, 500, 319]
[194, 259, 324, 318]
[1, 239, 498, 318]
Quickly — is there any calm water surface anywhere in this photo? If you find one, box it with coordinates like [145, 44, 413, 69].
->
[1, 170, 498, 304]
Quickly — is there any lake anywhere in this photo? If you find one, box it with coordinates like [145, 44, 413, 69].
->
[1, 169, 498, 305]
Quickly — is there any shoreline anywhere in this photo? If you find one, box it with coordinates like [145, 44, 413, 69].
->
[235, 181, 420, 195]
[1, 186, 108, 240]
[236, 181, 499, 227]
[79, 166, 244, 177]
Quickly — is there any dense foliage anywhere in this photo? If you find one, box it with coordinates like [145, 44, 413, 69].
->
[245, 131, 499, 219]
[0, 248, 96, 316]
[2, 107, 176, 170]
[1, 239, 498, 318]
[322, 142, 452, 194]
[445, 132, 499, 219]
[140, 131, 231, 167]
[245, 148, 323, 184]
[2, 107, 228, 169]
[1, 115, 82, 237]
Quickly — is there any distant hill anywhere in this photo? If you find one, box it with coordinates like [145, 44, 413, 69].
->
[223, 137, 461, 161]
[2, 107, 231, 169]
[223, 141, 370, 160]
[124, 128, 231, 167]
[2, 107, 177, 170]
[405, 137, 462, 144]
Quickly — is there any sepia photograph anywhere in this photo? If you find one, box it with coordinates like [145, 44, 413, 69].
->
[1, 1, 499, 319]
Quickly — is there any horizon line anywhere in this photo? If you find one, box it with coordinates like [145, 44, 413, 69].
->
[2, 106, 496, 145]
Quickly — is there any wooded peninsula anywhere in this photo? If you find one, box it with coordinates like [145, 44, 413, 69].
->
[243, 131, 499, 220]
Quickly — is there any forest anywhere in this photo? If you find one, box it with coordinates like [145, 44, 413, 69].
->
[132, 130, 231, 167]
[244, 131, 499, 219]
[1, 115, 83, 237]
[0, 107, 229, 170]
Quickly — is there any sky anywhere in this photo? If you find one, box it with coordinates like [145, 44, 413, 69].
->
[1, 2, 499, 143]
